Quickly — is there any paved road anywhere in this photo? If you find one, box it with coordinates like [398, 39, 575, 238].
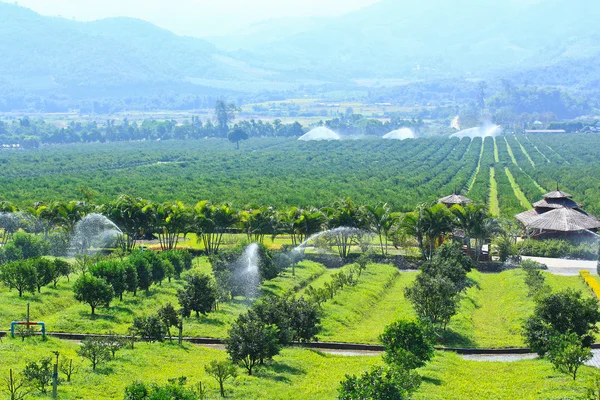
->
[462, 350, 600, 368]
[523, 256, 597, 276]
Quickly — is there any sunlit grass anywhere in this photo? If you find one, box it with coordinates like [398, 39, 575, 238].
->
[0, 338, 594, 400]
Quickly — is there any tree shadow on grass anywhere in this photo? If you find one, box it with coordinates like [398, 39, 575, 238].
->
[421, 376, 443, 386]
[93, 365, 115, 375]
[192, 316, 225, 327]
[438, 329, 477, 348]
[254, 361, 306, 383]
[109, 305, 135, 315]
[78, 311, 117, 322]
[307, 349, 328, 357]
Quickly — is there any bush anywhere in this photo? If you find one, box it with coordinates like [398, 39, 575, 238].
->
[405, 274, 460, 330]
[132, 315, 165, 342]
[516, 239, 596, 260]
[23, 357, 54, 394]
[338, 366, 421, 400]
[177, 273, 217, 318]
[124, 379, 199, 400]
[522, 259, 549, 298]
[0, 259, 37, 297]
[379, 320, 434, 370]
[225, 311, 280, 375]
[523, 289, 600, 355]
[77, 337, 111, 371]
[2, 232, 50, 262]
[162, 250, 193, 278]
[546, 331, 592, 380]
[73, 274, 115, 315]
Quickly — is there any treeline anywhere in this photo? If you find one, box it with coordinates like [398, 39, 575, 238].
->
[0, 195, 501, 265]
[0, 113, 425, 148]
[0, 117, 304, 148]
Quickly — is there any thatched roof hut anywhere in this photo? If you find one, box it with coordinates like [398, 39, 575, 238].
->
[439, 193, 473, 207]
[515, 187, 600, 238]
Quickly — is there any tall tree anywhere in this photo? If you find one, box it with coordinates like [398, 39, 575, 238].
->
[364, 203, 399, 256]
[228, 128, 248, 149]
[214, 100, 239, 137]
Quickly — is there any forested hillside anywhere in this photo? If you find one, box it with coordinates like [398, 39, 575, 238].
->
[1, 0, 599, 114]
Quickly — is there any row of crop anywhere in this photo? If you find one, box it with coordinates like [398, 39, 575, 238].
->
[493, 166, 524, 216]
[494, 136, 511, 166]
[527, 134, 593, 165]
[525, 136, 567, 165]
[412, 138, 474, 199]
[437, 138, 482, 198]
[505, 165, 544, 204]
[579, 270, 600, 298]
[502, 137, 519, 166]
[467, 137, 485, 190]
[403, 138, 463, 187]
[468, 137, 495, 204]
[518, 136, 550, 166]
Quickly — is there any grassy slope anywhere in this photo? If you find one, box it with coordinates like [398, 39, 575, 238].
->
[0, 338, 594, 400]
[504, 167, 532, 209]
[304, 264, 401, 342]
[319, 270, 417, 344]
[0, 262, 593, 348]
[417, 351, 594, 400]
[0, 258, 326, 339]
[448, 270, 593, 348]
[489, 168, 500, 217]
[0, 337, 379, 400]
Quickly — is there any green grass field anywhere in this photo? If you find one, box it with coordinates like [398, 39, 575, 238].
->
[0, 337, 595, 400]
[448, 270, 593, 348]
[0, 259, 594, 348]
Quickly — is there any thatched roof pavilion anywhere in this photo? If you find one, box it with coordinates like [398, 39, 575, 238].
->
[439, 193, 473, 207]
[515, 187, 600, 238]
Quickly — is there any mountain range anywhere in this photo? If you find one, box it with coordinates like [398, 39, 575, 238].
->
[0, 0, 598, 101]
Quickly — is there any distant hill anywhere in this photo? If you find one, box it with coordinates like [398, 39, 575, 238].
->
[0, 3, 270, 96]
[226, 0, 600, 79]
[0, 0, 599, 111]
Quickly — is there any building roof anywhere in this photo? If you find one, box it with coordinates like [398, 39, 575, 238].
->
[543, 190, 573, 199]
[439, 193, 473, 206]
[516, 207, 600, 232]
[524, 130, 567, 133]
[533, 198, 580, 210]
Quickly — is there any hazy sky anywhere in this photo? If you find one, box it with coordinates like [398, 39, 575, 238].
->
[9, 0, 381, 36]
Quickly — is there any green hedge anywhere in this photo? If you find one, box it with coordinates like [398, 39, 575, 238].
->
[515, 239, 597, 260]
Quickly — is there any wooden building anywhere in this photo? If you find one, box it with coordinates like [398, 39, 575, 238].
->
[438, 193, 473, 207]
[515, 189, 600, 239]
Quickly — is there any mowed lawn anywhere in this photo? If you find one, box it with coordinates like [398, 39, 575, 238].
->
[448, 269, 594, 348]
[0, 259, 595, 348]
[0, 258, 325, 339]
[0, 337, 595, 400]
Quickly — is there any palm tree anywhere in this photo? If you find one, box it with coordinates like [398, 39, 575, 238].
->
[193, 202, 238, 254]
[323, 198, 367, 259]
[403, 204, 454, 260]
[423, 204, 454, 259]
[402, 205, 429, 260]
[364, 203, 399, 256]
[151, 201, 192, 250]
[451, 203, 487, 258]
[103, 195, 152, 252]
[294, 208, 326, 245]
